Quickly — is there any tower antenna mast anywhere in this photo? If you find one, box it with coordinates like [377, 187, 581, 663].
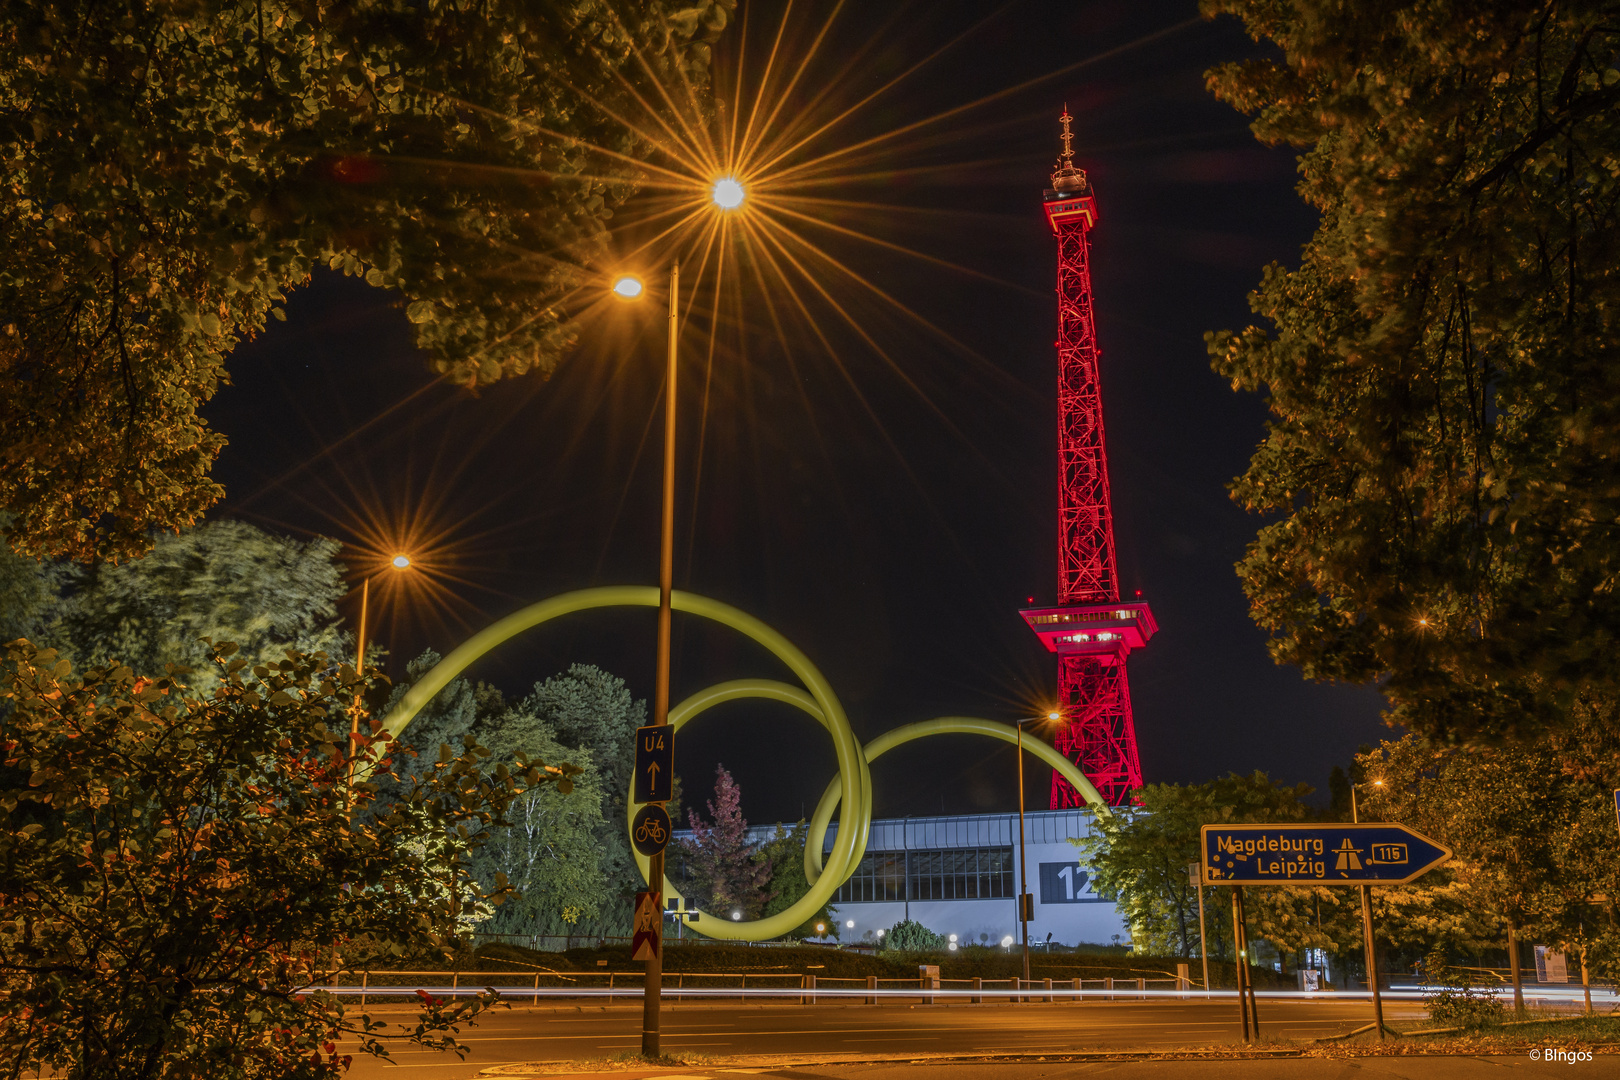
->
[1020, 109, 1156, 807]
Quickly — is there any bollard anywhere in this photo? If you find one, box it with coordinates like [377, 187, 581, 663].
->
[806, 974, 817, 1006]
[1071, 977, 1081, 1002]
[920, 965, 940, 1005]
[451, 971, 459, 992]
[1137, 977, 1146, 999]
[971, 976, 983, 1005]
[867, 975, 878, 1006]
[1011, 976, 1021, 1003]
[1177, 963, 1191, 998]
[1043, 977, 1053, 1003]
[360, 971, 367, 1010]
[1104, 976, 1113, 1000]
[533, 972, 540, 1008]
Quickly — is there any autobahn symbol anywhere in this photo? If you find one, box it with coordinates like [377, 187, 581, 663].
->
[633, 724, 673, 803]
[1201, 823, 1452, 886]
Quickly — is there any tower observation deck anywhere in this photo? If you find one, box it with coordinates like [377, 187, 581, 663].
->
[1020, 108, 1154, 808]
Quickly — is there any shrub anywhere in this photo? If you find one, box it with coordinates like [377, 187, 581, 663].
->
[881, 920, 947, 952]
[1423, 949, 1505, 1028]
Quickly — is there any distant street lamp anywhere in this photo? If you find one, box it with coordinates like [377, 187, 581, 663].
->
[348, 554, 411, 785]
[711, 177, 745, 209]
[1013, 711, 1060, 986]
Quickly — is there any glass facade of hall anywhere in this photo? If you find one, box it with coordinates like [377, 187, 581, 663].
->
[832, 847, 1014, 904]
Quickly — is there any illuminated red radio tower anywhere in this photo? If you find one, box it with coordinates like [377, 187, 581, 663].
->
[1020, 109, 1156, 808]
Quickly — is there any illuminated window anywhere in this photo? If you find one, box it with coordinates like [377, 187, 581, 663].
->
[833, 848, 1014, 903]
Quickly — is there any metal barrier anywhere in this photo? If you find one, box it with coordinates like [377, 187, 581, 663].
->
[307, 969, 1196, 1006]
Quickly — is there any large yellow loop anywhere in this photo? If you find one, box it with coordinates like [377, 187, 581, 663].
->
[379, 588, 868, 942]
[379, 587, 1111, 944]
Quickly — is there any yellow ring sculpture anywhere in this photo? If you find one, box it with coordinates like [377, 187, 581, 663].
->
[381, 586, 1110, 942]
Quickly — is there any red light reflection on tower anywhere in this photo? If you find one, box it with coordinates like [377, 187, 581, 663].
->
[1020, 108, 1155, 808]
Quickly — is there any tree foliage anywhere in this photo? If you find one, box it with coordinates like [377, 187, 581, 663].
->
[757, 821, 836, 941]
[0, 518, 347, 693]
[53, 520, 348, 687]
[1359, 714, 1620, 981]
[383, 656, 645, 937]
[1, 0, 735, 562]
[513, 662, 647, 934]
[0, 639, 578, 1080]
[678, 764, 773, 920]
[1204, 0, 1620, 742]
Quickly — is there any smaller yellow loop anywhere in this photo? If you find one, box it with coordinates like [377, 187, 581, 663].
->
[630, 678, 865, 940]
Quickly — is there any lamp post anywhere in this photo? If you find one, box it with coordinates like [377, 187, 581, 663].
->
[611, 171, 744, 1060]
[348, 553, 411, 787]
[613, 261, 679, 1058]
[1011, 712, 1058, 988]
[1349, 779, 1388, 1040]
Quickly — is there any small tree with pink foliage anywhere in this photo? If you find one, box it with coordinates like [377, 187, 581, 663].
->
[680, 764, 774, 919]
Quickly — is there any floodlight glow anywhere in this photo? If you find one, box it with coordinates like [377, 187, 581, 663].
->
[1001, 935, 1014, 948]
[1047, 711, 1060, 721]
[846, 919, 855, 929]
[392, 554, 411, 569]
[612, 275, 644, 299]
[711, 177, 745, 209]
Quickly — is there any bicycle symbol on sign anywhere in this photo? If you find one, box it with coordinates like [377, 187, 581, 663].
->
[631, 803, 673, 857]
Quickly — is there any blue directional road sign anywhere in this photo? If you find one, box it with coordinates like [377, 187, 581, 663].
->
[1201, 823, 1452, 886]
[633, 724, 673, 804]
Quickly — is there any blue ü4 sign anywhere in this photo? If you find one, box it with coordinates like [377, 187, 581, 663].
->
[634, 725, 673, 804]
[1201, 823, 1453, 886]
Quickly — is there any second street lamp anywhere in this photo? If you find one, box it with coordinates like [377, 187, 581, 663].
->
[1011, 711, 1060, 988]
[348, 553, 412, 787]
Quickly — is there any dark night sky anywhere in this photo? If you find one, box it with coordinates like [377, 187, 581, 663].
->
[206, 0, 1390, 824]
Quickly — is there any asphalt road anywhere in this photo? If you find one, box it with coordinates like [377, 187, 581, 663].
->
[343, 998, 1428, 1079]
[508, 1057, 1603, 1079]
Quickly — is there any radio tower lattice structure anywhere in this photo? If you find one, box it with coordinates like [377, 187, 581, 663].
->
[1020, 108, 1156, 808]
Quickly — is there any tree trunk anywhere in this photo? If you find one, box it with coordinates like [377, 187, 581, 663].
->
[1507, 924, 1524, 1015]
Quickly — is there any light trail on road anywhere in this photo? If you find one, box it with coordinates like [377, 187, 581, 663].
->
[308, 983, 1596, 1005]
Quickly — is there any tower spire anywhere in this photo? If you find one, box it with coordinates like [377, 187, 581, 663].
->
[1050, 105, 1088, 193]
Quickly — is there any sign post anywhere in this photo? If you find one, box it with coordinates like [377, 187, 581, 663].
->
[1188, 862, 1211, 999]
[635, 720, 675, 1055]
[1228, 886, 1251, 1041]
[1201, 822, 1451, 1044]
